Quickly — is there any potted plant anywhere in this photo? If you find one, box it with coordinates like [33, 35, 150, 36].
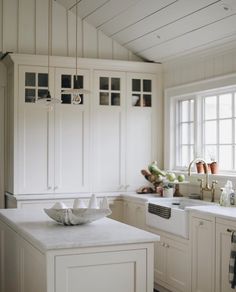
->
[163, 183, 174, 197]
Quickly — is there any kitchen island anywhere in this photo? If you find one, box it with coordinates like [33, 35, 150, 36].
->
[0, 209, 159, 292]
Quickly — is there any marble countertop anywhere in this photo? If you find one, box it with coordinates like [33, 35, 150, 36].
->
[0, 209, 159, 253]
[187, 205, 236, 220]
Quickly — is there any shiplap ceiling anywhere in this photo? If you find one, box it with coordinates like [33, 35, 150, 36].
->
[56, 0, 236, 62]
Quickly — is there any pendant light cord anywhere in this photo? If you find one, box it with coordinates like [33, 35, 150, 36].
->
[75, 2, 78, 80]
[48, 0, 52, 96]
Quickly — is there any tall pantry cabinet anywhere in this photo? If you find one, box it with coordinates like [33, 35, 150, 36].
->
[3, 54, 162, 202]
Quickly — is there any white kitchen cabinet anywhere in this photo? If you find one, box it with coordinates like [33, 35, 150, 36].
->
[0, 209, 157, 292]
[55, 249, 147, 292]
[108, 199, 124, 222]
[123, 200, 146, 229]
[92, 71, 126, 192]
[149, 227, 190, 292]
[4, 54, 162, 200]
[126, 73, 158, 191]
[122, 199, 190, 292]
[215, 218, 236, 292]
[191, 215, 215, 292]
[92, 71, 158, 192]
[17, 65, 90, 194]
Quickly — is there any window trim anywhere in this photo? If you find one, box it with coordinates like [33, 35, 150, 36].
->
[164, 72, 236, 173]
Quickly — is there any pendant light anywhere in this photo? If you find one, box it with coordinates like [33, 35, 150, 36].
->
[37, 0, 61, 106]
[61, 1, 90, 104]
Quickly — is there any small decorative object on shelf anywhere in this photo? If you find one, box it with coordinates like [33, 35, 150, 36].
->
[44, 195, 111, 226]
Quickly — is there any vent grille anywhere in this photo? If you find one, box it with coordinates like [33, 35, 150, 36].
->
[148, 203, 171, 219]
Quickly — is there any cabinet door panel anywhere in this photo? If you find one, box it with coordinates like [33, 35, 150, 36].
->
[192, 217, 215, 292]
[54, 106, 89, 192]
[54, 68, 90, 192]
[166, 239, 189, 292]
[216, 223, 235, 292]
[18, 66, 53, 194]
[55, 249, 147, 292]
[126, 73, 157, 191]
[126, 110, 152, 190]
[92, 71, 126, 192]
[18, 107, 53, 194]
[154, 241, 166, 283]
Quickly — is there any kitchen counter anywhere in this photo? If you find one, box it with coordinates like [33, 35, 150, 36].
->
[0, 208, 159, 292]
[188, 204, 236, 221]
[0, 208, 159, 252]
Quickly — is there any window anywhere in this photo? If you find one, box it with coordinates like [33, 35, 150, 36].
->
[173, 88, 236, 173]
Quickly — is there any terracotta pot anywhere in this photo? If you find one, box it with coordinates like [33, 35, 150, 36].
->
[196, 162, 204, 173]
[203, 163, 211, 174]
[210, 162, 219, 174]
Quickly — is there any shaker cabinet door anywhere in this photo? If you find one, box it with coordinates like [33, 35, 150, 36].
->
[54, 68, 90, 193]
[126, 73, 158, 192]
[55, 249, 147, 292]
[91, 71, 126, 192]
[18, 66, 54, 194]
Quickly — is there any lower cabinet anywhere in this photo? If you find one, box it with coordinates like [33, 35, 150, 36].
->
[123, 200, 190, 292]
[215, 218, 236, 292]
[149, 228, 190, 292]
[191, 215, 215, 292]
[123, 200, 146, 229]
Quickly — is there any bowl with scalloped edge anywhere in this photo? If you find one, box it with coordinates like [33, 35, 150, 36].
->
[44, 207, 112, 225]
[44, 197, 112, 225]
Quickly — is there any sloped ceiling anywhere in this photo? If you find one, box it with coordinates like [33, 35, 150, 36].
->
[56, 0, 236, 63]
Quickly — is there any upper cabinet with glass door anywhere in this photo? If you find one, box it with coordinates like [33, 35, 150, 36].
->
[24, 71, 49, 103]
[131, 78, 152, 107]
[55, 68, 90, 106]
[99, 76, 121, 106]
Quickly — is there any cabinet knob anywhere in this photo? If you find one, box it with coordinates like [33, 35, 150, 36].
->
[54, 186, 58, 190]
[48, 186, 52, 190]
[164, 243, 169, 248]
[199, 221, 204, 226]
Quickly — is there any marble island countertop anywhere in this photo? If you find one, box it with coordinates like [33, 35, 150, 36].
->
[0, 209, 159, 253]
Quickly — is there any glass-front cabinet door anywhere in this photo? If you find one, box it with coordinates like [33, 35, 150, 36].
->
[131, 77, 152, 108]
[18, 66, 54, 194]
[92, 71, 126, 192]
[126, 73, 157, 191]
[99, 76, 121, 106]
[54, 68, 90, 193]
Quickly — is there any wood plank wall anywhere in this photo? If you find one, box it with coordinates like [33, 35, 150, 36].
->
[0, 0, 141, 61]
[163, 43, 236, 88]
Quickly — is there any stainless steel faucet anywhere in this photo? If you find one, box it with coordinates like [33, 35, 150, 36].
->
[188, 158, 217, 202]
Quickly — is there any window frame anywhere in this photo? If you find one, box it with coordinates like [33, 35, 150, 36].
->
[164, 72, 236, 176]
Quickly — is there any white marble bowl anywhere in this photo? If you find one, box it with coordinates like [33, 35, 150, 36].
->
[44, 207, 112, 225]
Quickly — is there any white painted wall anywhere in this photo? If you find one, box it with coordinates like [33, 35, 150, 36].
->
[0, 0, 141, 61]
[163, 42, 236, 88]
